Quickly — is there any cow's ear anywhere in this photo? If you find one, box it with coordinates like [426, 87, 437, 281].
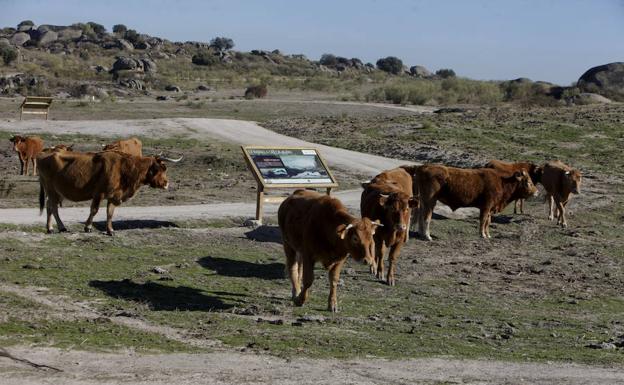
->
[378, 194, 389, 206]
[513, 171, 523, 180]
[337, 223, 354, 240]
[408, 197, 419, 208]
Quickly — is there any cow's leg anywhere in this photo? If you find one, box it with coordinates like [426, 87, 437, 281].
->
[84, 197, 101, 233]
[386, 241, 404, 286]
[18, 156, 24, 175]
[514, 199, 519, 214]
[519, 199, 524, 214]
[23, 156, 29, 176]
[284, 244, 300, 300]
[49, 196, 67, 233]
[485, 212, 492, 238]
[375, 237, 387, 281]
[547, 195, 555, 221]
[556, 199, 567, 228]
[105, 201, 116, 236]
[327, 259, 345, 312]
[294, 256, 314, 307]
[31, 157, 37, 176]
[479, 209, 488, 238]
[420, 202, 434, 241]
[45, 204, 54, 234]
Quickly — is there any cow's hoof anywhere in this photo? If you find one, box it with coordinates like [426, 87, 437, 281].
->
[106, 231, 114, 237]
[293, 297, 304, 307]
[387, 278, 395, 287]
[46, 229, 53, 234]
[328, 304, 338, 313]
[369, 265, 377, 276]
[84, 227, 92, 233]
[59, 228, 69, 233]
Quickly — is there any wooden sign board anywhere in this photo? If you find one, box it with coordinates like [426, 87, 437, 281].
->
[20, 96, 53, 120]
[241, 146, 338, 224]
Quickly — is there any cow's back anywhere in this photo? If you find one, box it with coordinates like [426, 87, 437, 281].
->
[542, 161, 566, 195]
[38, 152, 106, 202]
[279, 190, 345, 256]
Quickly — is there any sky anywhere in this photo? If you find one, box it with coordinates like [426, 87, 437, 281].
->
[1, 0, 622, 85]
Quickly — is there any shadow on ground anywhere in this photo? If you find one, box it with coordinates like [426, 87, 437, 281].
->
[89, 279, 234, 311]
[244, 225, 282, 243]
[91, 220, 179, 232]
[197, 256, 284, 280]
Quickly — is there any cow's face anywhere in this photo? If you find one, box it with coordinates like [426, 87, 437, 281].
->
[146, 158, 169, 189]
[9, 136, 24, 152]
[566, 170, 582, 194]
[528, 164, 543, 185]
[379, 192, 417, 232]
[514, 170, 539, 198]
[338, 218, 381, 268]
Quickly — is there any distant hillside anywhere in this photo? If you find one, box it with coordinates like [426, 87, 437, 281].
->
[0, 20, 619, 105]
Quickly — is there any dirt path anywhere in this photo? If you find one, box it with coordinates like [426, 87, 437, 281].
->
[1, 345, 623, 385]
[0, 118, 476, 225]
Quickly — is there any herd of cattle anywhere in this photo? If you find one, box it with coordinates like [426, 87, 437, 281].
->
[9, 134, 582, 312]
[9, 135, 181, 236]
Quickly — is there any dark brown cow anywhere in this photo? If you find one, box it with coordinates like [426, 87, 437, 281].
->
[102, 137, 143, 157]
[37, 150, 181, 235]
[541, 160, 582, 228]
[278, 189, 380, 312]
[484, 160, 543, 214]
[9, 135, 44, 176]
[415, 164, 538, 239]
[361, 168, 417, 286]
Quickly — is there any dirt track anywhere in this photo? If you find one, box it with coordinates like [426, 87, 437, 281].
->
[2, 346, 623, 385]
[0, 118, 476, 225]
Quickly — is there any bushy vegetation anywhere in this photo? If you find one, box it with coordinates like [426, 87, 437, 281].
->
[366, 78, 503, 105]
[436, 68, 456, 78]
[210, 37, 235, 52]
[0, 45, 18, 65]
[191, 50, 219, 66]
[112, 24, 127, 34]
[376, 56, 403, 74]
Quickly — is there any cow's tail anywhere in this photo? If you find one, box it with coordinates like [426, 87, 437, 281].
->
[39, 181, 45, 215]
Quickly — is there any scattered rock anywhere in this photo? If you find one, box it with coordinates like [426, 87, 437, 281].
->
[410, 65, 432, 78]
[572, 93, 612, 105]
[110, 56, 143, 73]
[140, 58, 157, 73]
[245, 85, 267, 99]
[10, 32, 30, 46]
[165, 85, 181, 92]
[57, 28, 82, 41]
[117, 39, 134, 51]
[156, 95, 170, 101]
[297, 315, 326, 323]
[587, 342, 617, 350]
[152, 266, 169, 274]
[578, 62, 624, 100]
[197, 84, 210, 91]
[37, 30, 58, 46]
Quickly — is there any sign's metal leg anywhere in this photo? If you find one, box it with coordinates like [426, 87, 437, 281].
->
[255, 186, 264, 225]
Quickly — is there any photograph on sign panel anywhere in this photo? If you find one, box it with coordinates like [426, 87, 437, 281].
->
[250, 149, 333, 184]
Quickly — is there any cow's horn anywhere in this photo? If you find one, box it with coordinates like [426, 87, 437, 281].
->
[345, 223, 354, 231]
[159, 155, 183, 163]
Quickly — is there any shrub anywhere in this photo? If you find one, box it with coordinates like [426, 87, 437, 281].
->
[192, 50, 219, 66]
[376, 56, 403, 75]
[210, 37, 234, 52]
[0, 45, 18, 65]
[245, 84, 268, 99]
[319, 53, 337, 66]
[436, 68, 456, 79]
[112, 24, 127, 34]
[86, 22, 106, 36]
[17, 20, 34, 29]
[123, 29, 142, 45]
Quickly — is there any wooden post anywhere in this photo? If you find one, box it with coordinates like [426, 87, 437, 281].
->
[255, 185, 265, 224]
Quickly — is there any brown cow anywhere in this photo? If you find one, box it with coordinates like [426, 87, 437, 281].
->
[361, 168, 417, 286]
[40, 144, 74, 154]
[278, 189, 381, 312]
[484, 160, 543, 214]
[102, 137, 142, 157]
[37, 150, 181, 235]
[541, 161, 582, 228]
[415, 164, 538, 239]
[9, 135, 44, 176]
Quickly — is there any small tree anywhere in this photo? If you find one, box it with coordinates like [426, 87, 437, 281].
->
[0, 45, 18, 65]
[124, 29, 141, 44]
[192, 50, 219, 66]
[436, 68, 456, 79]
[209, 37, 234, 52]
[87, 22, 107, 36]
[17, 20, 34, 29]
[112, 24, 128, 34]
[376, 56, 403, 75]
[319, 53, 337, 66]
